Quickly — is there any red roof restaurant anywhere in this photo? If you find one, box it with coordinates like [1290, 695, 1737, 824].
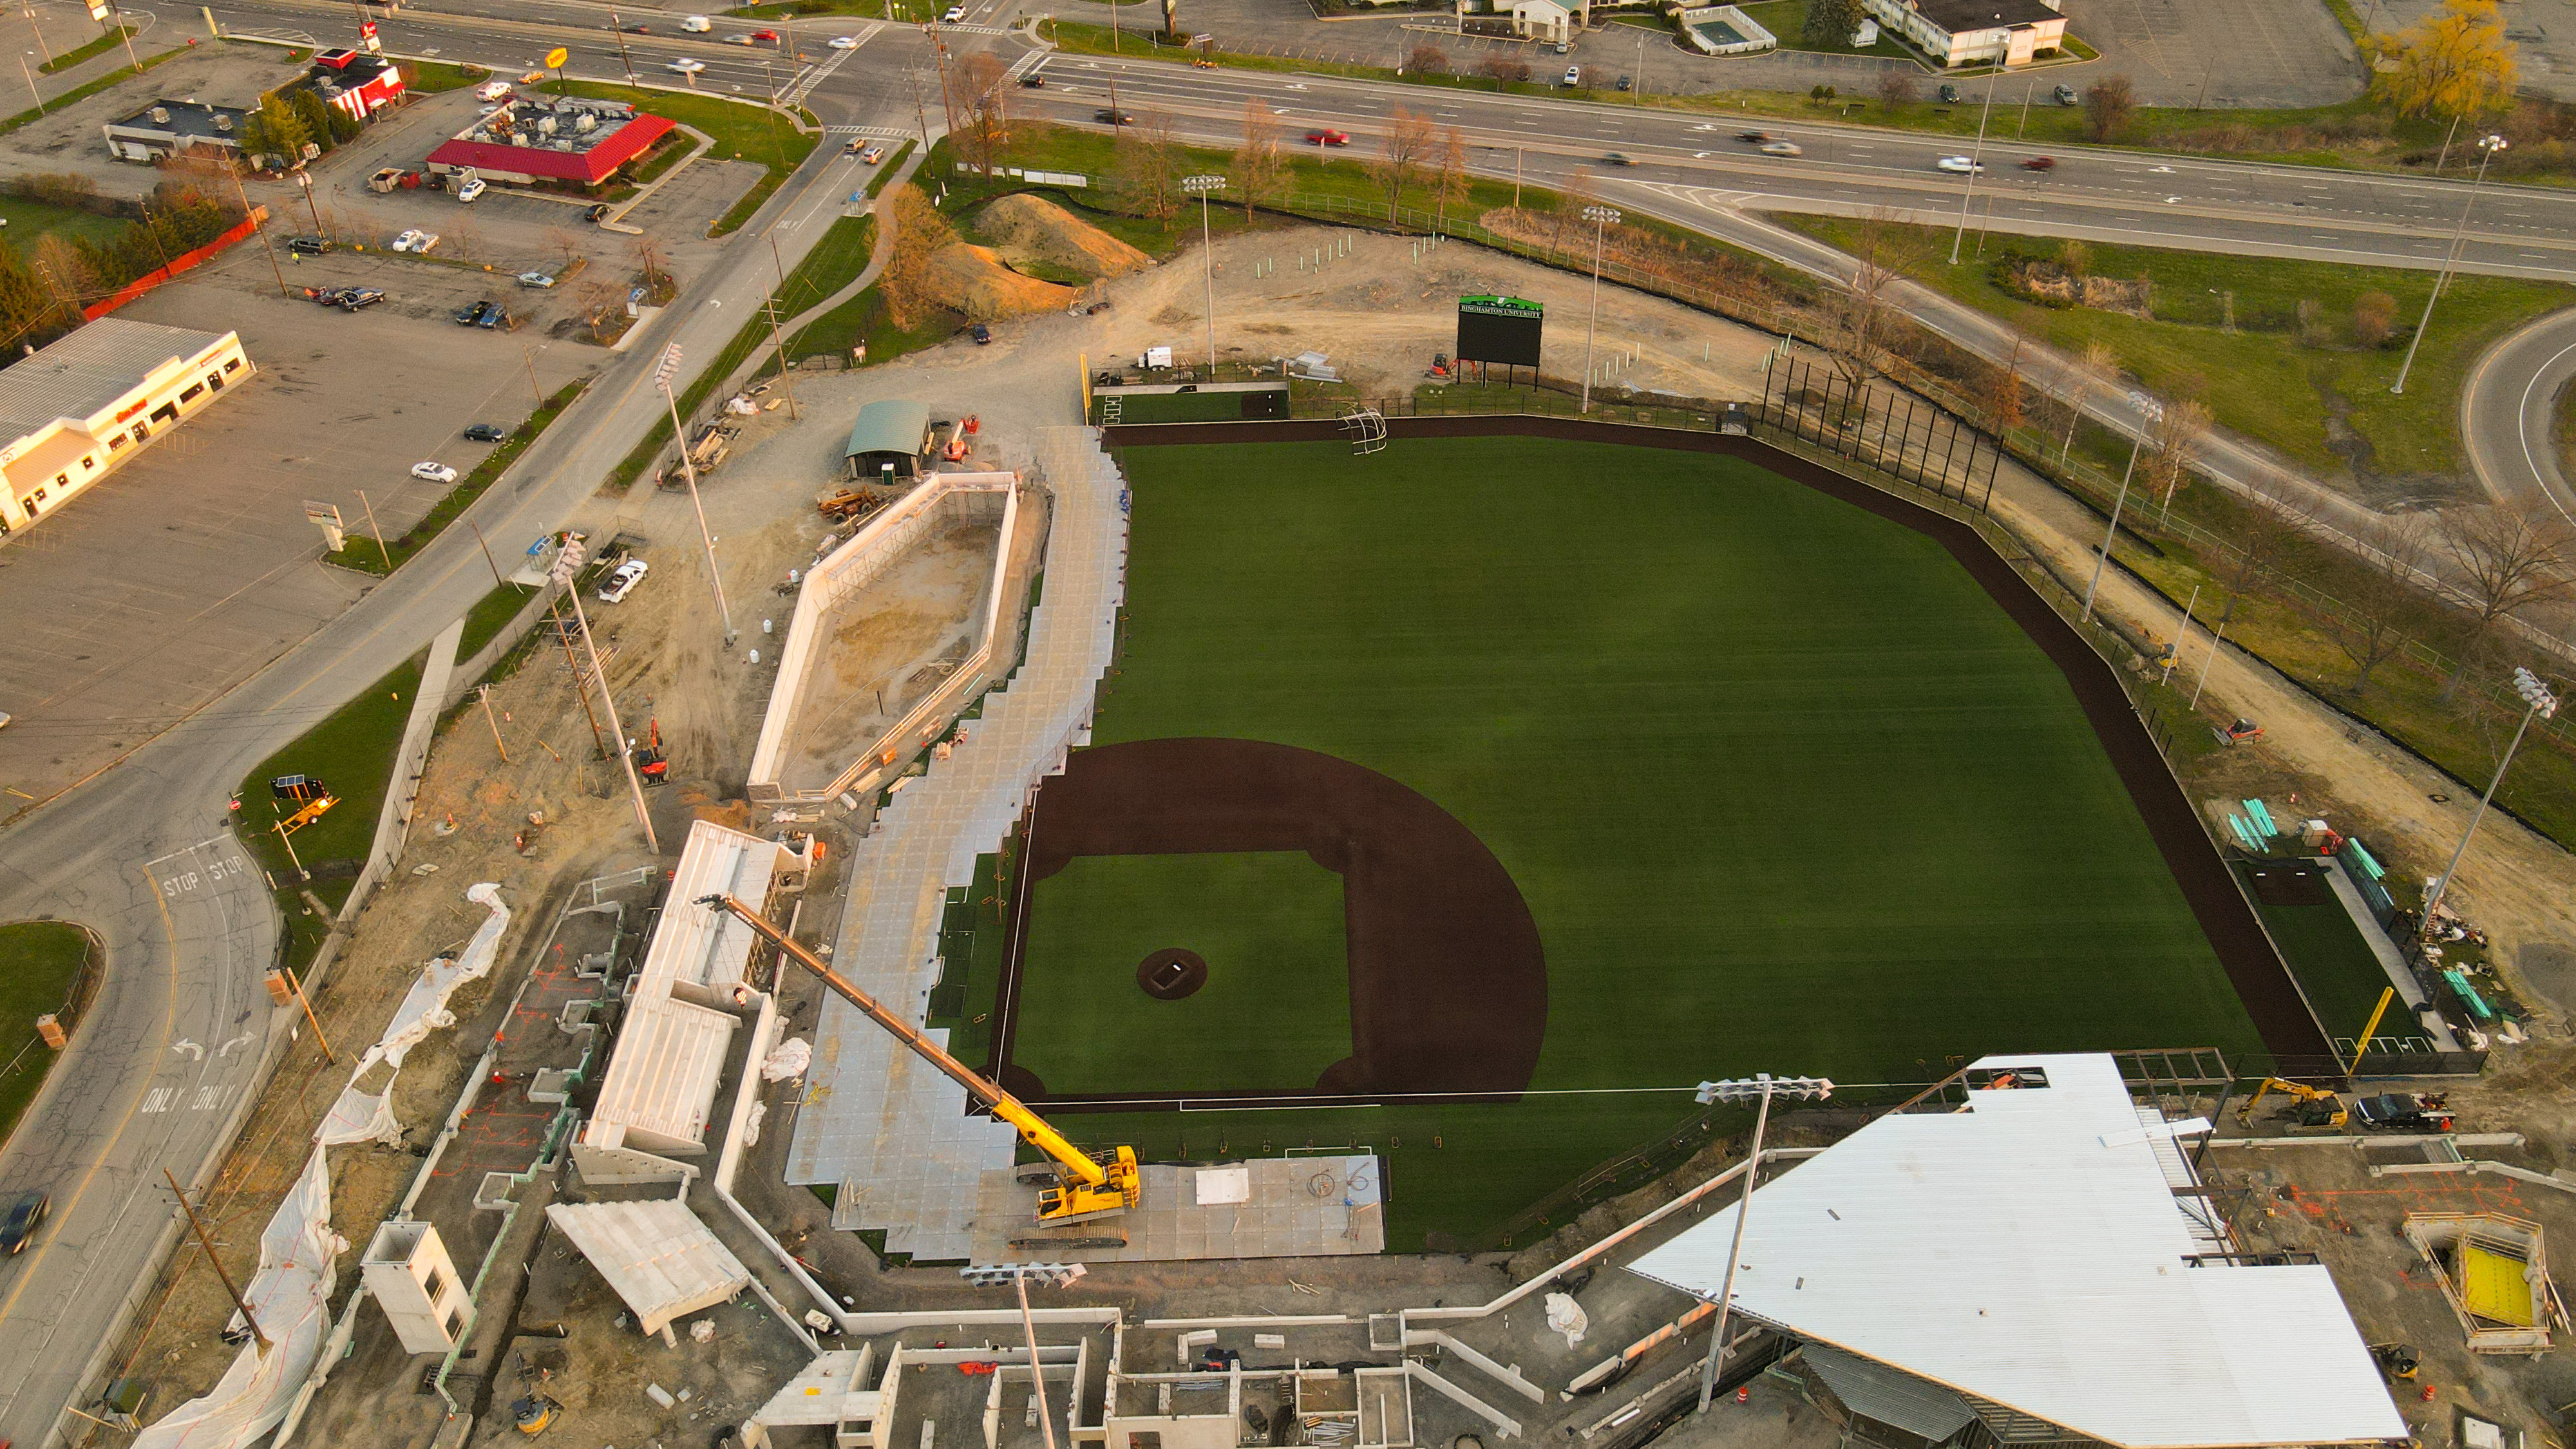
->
[424, 95, 676, 188]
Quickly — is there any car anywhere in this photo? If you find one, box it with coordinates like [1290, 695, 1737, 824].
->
[397, 229, 440, 253]
[598, 559, 649, 603]
[478, 305, 504, 330]
[454, 299, 490, 325]
[339, 287, 385, 310]
[829, 32, 859, 46]
[969, 321, 992, 344]
[0, 711, 10, 731]
[1937, 83, 1960, 103]
[308, 285, 347, 305]
[455, 175, 487, 202]
[1562, 65, 1582, 86]
[1305, 129, 1348, 146]
[1737, 129, 1771, 142]
[723, 33, 755, 44]
[585, 202, 613, 223]
[465, 424, 509, 442]
[1615, 74, 1631, 91]
[2054, 83, 2078, 105]
[412, 461, 460, 484]
[627, 21, 651, 31]
[474, 80, 513, 100]
[1553, 39, 1569, 52]
[860, 143, 887, 163]
[1, 1191, 49, 1255]
[667, 57, 706, 73]
[287, 234, 333, 256]
[1935, 155, 1984, 174]
[1019, 71, 1046, 86]
[942, 4, 966, 19]
[1759, 139, 1801, 156]
[680, 13, 712, 29]
[517, 270, 556, 288]
[392, 228, 424, 251]
[2353, 1093, 2455, 1133]
[2020, 155, 2056, 171]
[1094, 107, 1134, 125]
[752, 28, 779, 40]
[1604, 151, 1633, 166]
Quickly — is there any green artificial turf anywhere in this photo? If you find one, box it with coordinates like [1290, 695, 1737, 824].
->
[1027, 436, 2262, 1247]
[1100, 390, 1280, 424]
[1016, 852, 1351, 1095]
[2235, 862, 2397, 1050]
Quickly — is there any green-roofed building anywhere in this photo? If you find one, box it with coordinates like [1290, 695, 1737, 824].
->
[845, 399, 931, 482]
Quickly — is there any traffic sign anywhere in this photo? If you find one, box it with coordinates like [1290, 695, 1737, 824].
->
[544, 46, 569, 68]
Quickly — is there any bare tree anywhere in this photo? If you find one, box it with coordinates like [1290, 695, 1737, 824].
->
[1405, 41, 1449, 75]
[2145, 397, 2211, 516]
[2323, 511, 2437, 694]
[1108, 113, 1181, 220]
[1830, 211, 1903, 384]
[2437, 495, 2576, 697]
[1432, 125, 1469, 233]
[1371, 106, 1437, 218]
[1982, 336, 2028, 435]
[578, 278, 622, 343]
[1551, 165, 1599, 252]
[2213, 478, 2316, 631]
[547, 226, 584, 274]
[957, 52, 1011, 172]
[2061, 339, 2117, 460]
[1875, 69, 1917, 108]
[1236, 99, 1284, 221]
[630, 232, 672, 292]
[1480, 53, 1531, 85]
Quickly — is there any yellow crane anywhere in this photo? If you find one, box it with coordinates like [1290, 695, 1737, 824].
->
[2236, 1077, 2348, 1132]
[697, 893, 1142, 1226]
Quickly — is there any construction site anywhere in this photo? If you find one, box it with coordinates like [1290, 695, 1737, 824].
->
[66, 219, 2576, 1449]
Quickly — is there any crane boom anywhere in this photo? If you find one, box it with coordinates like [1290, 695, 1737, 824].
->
[697, 893, 1141, 1223]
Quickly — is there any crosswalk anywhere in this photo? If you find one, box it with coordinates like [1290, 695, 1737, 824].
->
[824, 124, 916, 140]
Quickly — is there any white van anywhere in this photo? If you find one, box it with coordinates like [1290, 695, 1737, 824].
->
[680, 14, 712, 30]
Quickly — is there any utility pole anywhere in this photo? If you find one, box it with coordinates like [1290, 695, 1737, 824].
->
[2393, 133, 2506, 395]
[961, 1263, 1086, 1449]
[762, 230, 804, 419]
[467, 519, 509, 591]
[227, 166, 291, 298]
[550, 591, 609, 760]
[167, 1169, 269, 1352]
[25, 1, 52, 68]
[652, 343, 736, 645]
[296, 171, 325, 238]
[551, 542, 659, 850]
[609, 8, 639, 84]
[1692, 1074, 1832, 1412]
[522, 343, 544, 406]
[478, 684, 511, 762]
[356, 488, 390, 570]
[16, 50, 37, 117]
[273, 965, 336, 1063]
[1579, 204, 1618, 413]
[1948, 73, 1996, 265]
[104, 0, 138, 71]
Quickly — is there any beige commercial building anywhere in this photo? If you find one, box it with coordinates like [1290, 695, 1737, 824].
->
[0, 319, 252, 533]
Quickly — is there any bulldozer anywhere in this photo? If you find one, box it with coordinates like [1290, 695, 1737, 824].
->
[699, 893, 1142, 1225]
[2237, 1077, 2348, 1133]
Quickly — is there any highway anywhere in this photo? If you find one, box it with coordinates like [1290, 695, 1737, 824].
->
[0, 0, 2570, 1441]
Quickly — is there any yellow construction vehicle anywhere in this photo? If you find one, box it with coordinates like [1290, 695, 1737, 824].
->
[699, 893, 1142, 1226]
[2237, 1077, 2348, 1132]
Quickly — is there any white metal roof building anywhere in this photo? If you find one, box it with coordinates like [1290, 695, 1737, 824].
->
[0, 319, 249, 533]
[1627, 1053, 2407, 1449]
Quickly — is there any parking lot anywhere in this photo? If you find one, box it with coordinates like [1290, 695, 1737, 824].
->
[0, 42, 310, 198]
[0, 240, 601, 808]
[2059, 0, 2362, 106]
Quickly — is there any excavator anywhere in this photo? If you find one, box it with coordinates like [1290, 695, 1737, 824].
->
[2237, 1077, 2349, 1133]
[698, 893, 1142, 1226]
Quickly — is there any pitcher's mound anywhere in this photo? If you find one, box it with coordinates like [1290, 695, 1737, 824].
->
[1139, 948, 1208, 1000]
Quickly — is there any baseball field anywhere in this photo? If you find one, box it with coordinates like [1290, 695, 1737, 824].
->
[996, 435, 2268, 1249]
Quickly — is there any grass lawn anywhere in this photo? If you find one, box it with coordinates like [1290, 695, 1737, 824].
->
[0, 195, 129, 257]
[0, 922, 92, 1150]
[557, 80, 815, 234]
[1016, 853, 1350, 1095]
[38, 25, 132, 73]
[1041, 436, 2261, 1247]
[1731, 0, 1911, 57]
[1785, 216, 2576, 481]
[402, 59, 493, 93]
[2235, 862, 2393, 1049]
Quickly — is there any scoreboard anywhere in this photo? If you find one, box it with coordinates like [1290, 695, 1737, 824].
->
[1455, 295, 1544, 368]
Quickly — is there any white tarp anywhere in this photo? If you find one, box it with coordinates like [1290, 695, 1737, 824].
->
[760, 1037, 811, 1082]
[133, 1148, 345, 1449]
[1194, 1167, 1251, 1206]
[314, 1083, 398, 1146]
[368, 883, 510, 1068]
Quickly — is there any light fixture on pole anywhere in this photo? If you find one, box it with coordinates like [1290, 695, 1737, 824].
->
[652, 342, 736, 646]
[1947, 69, 1997, 265]
[961, 1262, 1087, 1449]
[2422, 666, 2557, 927]
[1580, 204, 1620, 413]
[1692, 1072, 1832, 1412]
[2080, 395, 2161, 626]
[550, 540, 660, 851]
[2393, 133, 2506, 395]
[1182, 175, 1227, 371]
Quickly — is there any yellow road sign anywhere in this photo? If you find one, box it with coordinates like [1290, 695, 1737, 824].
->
[544, 46, 569, 68]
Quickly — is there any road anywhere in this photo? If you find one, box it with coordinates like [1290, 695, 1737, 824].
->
[2463, 310, 2576, 523]
[2, 0, 2573, 1441]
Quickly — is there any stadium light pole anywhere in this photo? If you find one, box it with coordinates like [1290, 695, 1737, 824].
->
[2422, 667, 2557, 928]
[2079, 397, 2161, 627]
[1183, 175, 1227, 372]
[2394, 133, 2505, 395]
[1580, 204, 1620, 413]
[653, 343, 736, 647]
[962, 1263, 1086, 1449]
[1947, 68, 1997, 265]
[1692, 1074, 1832, 1413]
[549, 542, 659, 852]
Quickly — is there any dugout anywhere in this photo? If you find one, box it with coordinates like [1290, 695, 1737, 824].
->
[845, 399, 933, 482]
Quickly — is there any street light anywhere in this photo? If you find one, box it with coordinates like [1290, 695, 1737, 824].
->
[1947, 70, 1997, 265]
[549, 540, 659, 851]
[2422, 666, 2557, 927]
[653, 342, 736, 646]
[1692, 1074, 1832, 1411]
[17, 50, 37, 118]
[961, 1262, 1087, 1449]
[1182, 175, 1226, 372]
[2080, 396, 2161, 627]
[2393, 133, 2506, 395]
[1580, 204, 1619, 413]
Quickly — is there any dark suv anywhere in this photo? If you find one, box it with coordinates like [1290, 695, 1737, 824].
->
[1, 1189, 49, 1254]
[287, 234, 333, 256]
[2353, 1092, 2454, 1133]
[337, 288, 385, 311]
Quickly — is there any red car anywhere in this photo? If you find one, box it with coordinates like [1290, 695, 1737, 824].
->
[1305, 129, 1348, 146]
[2020, 155, 2056, 171]
[752, 28, 780, 40]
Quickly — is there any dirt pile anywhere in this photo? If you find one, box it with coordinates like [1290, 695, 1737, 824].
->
[2007, 260, 2154, 317]
[979, 193, 1151, 281]
[924, 242, 1079, 319]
